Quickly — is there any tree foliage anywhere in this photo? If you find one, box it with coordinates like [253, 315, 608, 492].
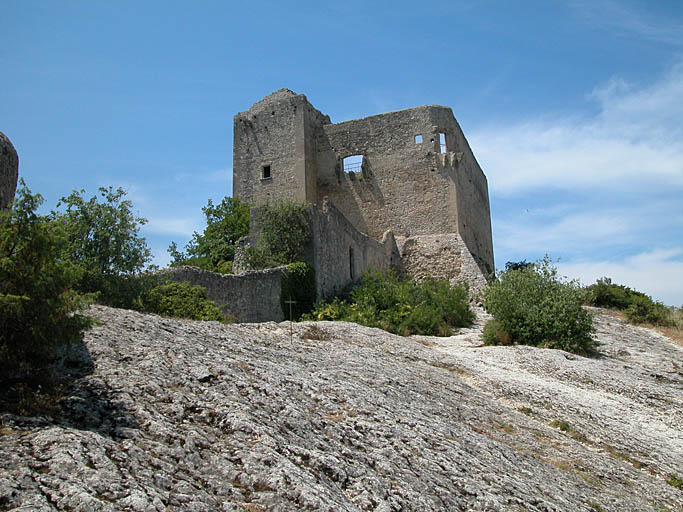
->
[52, 187, 152, 306]
[1, 182, 92, 380]
[280, 262, 316, 320]
[169, 196, 250, 273]
[482, 257, 595, 354]
[245, 200, 311, 269]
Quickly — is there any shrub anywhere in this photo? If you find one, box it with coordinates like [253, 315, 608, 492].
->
[625, 296, 674, 326]
[138, 282, 225, 321]
[585, 277, 648, 310]
[586, 277, 674, 327]
[482, 256, 595, 354]
[0, 182, 93, 380]
[168, 196, 249, 273]
[304, 270, 474, 336]
[280, 262, 316, 320]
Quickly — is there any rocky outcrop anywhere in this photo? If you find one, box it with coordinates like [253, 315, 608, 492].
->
[1, 307, 681, 511]
[0, 131, 19, 210]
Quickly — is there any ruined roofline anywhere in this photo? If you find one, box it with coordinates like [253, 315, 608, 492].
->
[328, 104, 455, 128]
[235, 88, 330, 124]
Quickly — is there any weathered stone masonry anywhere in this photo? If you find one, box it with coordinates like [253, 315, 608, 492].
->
[234, 90, 493, 289]
[167, 89, 494, 321]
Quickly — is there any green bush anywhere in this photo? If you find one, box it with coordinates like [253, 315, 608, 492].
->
[138, 281, 225, 322]
[304, 270, 474, 336]
[585, 277, 648, 310]
[624, 295, 674, 326]
[246, 200, 311, 269]
[586, 277, 674, 326]
[1, 182, 93, 379]
[168, 196, 249, 273]
[482, 257, 595, 354]
[280, 262, 316, 320]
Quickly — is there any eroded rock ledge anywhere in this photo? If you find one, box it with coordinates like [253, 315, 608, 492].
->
[1, 306, 681, 511]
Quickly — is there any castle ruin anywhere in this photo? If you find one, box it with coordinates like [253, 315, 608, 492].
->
[233, 89, 493, 299]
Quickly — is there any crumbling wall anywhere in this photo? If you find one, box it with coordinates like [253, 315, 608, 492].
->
[156, 266, 287, 322]
[233, 89, 330, 207]
[319, 106, 458, 240]
[310, 199, 396, 300]
[396, 233, 489, 298]
[0, 131, 19, 210]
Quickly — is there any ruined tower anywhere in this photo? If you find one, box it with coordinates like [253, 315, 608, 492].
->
[234, 89, 494, 295]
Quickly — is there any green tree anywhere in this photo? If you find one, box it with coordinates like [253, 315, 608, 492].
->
[245, 200, 311, 269]
[169, 196, 250, 273]
[52, 187, 152, 306]
[1, 182, 92, 380]
[483, 256, 595, 354]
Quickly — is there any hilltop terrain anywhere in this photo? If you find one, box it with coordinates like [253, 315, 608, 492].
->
[1, 306, 681, 511]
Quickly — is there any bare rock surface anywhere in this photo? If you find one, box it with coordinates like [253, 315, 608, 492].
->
[1, 306, 682, 511]
[0, 131, 19, 210]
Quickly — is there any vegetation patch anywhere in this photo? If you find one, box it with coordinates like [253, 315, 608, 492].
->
[169, 196, 250, 274]
[483, 257, 595, 354]
[280, 262, 316, 320]
[138, 281, 226, 322]
[304, 270, 474, 336]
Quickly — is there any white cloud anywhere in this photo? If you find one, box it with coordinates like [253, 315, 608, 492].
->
[470, 59, 683, 194]
[558, 248, 683, 306]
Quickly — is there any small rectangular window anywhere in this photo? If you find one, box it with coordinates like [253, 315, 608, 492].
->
[343, 155, 363, 173]
[414, 134, 423, 143]
[439, 133, 447, 153]
[262, 164, 271, 179]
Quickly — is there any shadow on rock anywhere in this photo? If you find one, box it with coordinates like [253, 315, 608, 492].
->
[0, 339, 139, 440]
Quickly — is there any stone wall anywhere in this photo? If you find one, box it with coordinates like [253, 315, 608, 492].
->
[0, 131, 19, 210]
[310, 199, 396, 300]
[233, 89, 330, 207]
[396, 233, 489, 298]
[156, 266, 287, 322]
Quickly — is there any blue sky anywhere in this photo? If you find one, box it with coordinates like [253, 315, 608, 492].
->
[2, 0, 682, 305]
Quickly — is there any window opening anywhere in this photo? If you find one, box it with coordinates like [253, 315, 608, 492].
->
[349, 247, 355, 280]
[439, 133, 447, 153]
[262, 164, 271, 179]
[343, 155, 363, 174]
[414, 134, 422, 143]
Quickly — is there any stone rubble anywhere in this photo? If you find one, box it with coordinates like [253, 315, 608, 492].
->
[1, 306, 681, 511]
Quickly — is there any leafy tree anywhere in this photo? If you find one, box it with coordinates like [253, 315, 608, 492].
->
[483, 256, 595, 354]
[1, 181, 92, 380]
[169, 196, 250, 273]
[52, 187, 152, 306]
[245, 200, 311, 269]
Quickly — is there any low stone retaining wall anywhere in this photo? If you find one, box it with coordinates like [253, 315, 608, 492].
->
[155, 266, 287, 322]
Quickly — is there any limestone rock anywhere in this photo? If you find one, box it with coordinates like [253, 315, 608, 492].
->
[0, 131, 19, 210]
[0, 306, 681, 511]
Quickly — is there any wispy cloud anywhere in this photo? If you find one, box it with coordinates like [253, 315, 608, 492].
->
[474, 59, 683, 304]
[470, 59, 683, 194]
[568, 0, 683, 46]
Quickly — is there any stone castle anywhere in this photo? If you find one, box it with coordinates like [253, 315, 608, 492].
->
[232, 89, 493, 302]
